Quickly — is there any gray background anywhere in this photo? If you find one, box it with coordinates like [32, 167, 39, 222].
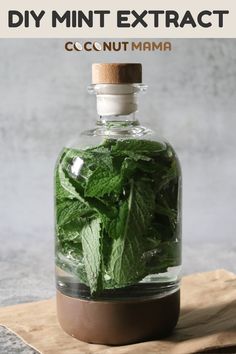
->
[0, 39, 236, 306]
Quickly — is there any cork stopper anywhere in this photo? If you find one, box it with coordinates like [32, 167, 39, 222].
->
[92, 63, 142, 84]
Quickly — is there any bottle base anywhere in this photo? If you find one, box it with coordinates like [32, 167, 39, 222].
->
[56, 289, 180, 345]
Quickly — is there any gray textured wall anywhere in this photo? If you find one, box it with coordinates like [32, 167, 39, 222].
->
[0, 39, 236, 299]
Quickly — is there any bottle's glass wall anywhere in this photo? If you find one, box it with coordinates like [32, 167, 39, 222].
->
[55, 123, 182, 301]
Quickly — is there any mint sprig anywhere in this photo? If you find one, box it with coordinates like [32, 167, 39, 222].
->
[55, 139, 181, 294]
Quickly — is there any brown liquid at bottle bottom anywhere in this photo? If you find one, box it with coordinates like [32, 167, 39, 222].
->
[57, 289, 180, 345]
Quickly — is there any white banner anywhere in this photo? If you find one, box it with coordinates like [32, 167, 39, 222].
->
[0, 0, 235, 38]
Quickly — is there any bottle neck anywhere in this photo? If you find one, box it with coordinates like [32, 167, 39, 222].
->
[97, 112, 138, 127]
[88, 83, 147, 125]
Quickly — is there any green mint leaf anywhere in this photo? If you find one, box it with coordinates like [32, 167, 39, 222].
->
[55, 138, 181, 293]
[108, 180, 156, 287]
[85, 168, 121, 197]
[56, 199, 91, 227]
[111, 139, 165, 156]
[58, 163, 84, 201]
[57, 219, 85, 242]
[81, 218, 103, 294]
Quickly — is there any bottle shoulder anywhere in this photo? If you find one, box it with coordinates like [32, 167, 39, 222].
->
[63, 125, 170, 150]
[60, 125, 180, 165]
[55, 125, 181, 178]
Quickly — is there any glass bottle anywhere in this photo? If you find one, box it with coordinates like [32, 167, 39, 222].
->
[55, 63, 182, 345]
